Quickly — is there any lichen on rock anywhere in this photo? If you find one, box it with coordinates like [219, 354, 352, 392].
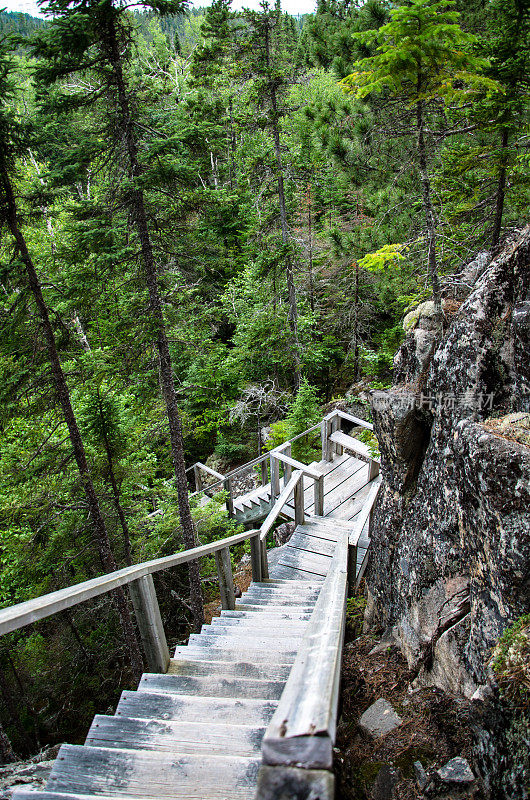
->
[365, 227, 530, 799]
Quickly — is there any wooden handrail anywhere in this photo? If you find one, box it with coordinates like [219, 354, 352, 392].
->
[326, 409, 373, 431]
[260, 470, 303, 541]
[260, 534, 349, 770]
[270, 449, 321, 480]
[0, 528, 258, 638]
[187, 421, 323, 496]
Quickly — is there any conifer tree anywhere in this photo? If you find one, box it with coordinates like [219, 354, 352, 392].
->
[0, 37, 144, 676]
[33, 0, 204, 630]
[343, 0, 489, 314]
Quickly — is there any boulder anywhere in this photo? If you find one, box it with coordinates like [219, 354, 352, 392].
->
[359, 699, 403, 738]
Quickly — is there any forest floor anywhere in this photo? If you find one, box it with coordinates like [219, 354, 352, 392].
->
[335, 634, 484, 800]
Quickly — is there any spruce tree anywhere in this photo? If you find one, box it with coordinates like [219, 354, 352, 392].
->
[343, 0, 489, 314]
[0, 37, 144, 677]
[33, 0, 204, 630]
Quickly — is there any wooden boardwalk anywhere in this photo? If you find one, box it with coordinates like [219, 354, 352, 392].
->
[13, 434, 378, 800]
[14, 520, 344, 800]
[233, 452, 372, 524]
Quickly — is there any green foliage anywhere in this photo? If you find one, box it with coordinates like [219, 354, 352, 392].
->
[346, 593, 366, 638]
[491, 613, 530, 711]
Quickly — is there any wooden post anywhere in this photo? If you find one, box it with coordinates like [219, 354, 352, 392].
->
[368, 459, 380, 481]
[193, 464, 202, 492]
[214, 546, 236, 610]
[224, 477, 234, 518]
[128, 574, 170, 674]
[314, 474, 324, 517]
[347, 541, 358, 596]
[331, 414, 341, 456]
[294, 476, 304, 526]
[270, 453, 280, 499]
[261, 458, 268, 487]
[261, 539, 269, 580]
[250, 534, 263, 582]
[283, 443, 292, 485]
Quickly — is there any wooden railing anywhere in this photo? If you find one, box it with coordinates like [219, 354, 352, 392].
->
[0, 464, 320, 674]
[187, 410, 373, 517]
[0, 527, 260, 673]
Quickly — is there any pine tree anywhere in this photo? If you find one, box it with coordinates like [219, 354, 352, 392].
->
[238, 1, 302, 387]
[343, 0, 489, 314]
[0, 37, 144, 677]
[33, 0, 205, 630]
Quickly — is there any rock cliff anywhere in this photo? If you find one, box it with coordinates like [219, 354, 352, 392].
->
[366, 228, 530, 798]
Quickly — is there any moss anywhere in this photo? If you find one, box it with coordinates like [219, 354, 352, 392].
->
[491, 614, 530, 711]
[394, 745, 435, 778]
[358, 760, 388, 787]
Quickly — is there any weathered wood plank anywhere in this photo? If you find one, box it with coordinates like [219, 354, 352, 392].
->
[167, 659, 292, 681]
[86, 715, 265, 757]
[0, 527, 258, 637]
[173, 645, 298, 663]
[115, 691, 277, 726]
[47, 745, 260, 799]
[138, 673, 285, 700]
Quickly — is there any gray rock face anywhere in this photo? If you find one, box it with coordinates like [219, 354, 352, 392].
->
[358, 699, 402, 738]
[366, 228, 530, 798]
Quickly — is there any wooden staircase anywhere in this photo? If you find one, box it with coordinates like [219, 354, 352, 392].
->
[6, 409, 382, 800]
[13, 517, 353, 800]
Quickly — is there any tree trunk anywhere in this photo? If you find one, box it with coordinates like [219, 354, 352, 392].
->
[490, 127, 509, 251]
[353, 260, 360, 380]
[0, 719, 15, 765]
[416, 98, 442, 316]
[104, 14, 204, 631]
[96, 389, 133, 565]
[0, 155, 144, 679]
[307, 184, 314, 313]
[264, 22, 301, 390]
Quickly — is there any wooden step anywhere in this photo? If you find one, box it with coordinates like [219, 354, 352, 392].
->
[235, 596, 317, 607]
[167, 658, 291, 681]
[233, 603, 316, 613]
[188, 633, 302, 651]
[86, 715, 264, 757]
[43, 744, 260, 799]
[278, 549, 332, 578]
[210, 616, 308, 629]
[116, 691, 277, 726]
[269, 565, 326, 582]
[287, 532, 337, 558]
[218, 609, 312, 621]
[173, 645, 297, 663]
[138, 673, 285, 700]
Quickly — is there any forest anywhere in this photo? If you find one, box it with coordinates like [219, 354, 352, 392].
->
[0, 0, 528, 758]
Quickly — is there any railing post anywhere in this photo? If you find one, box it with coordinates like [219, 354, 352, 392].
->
[261, 458, 268, 487]
[270, 453, 280, 499]
[294, 476, 305, 526]
[260, 538, 269, 580]
[331, 413, 341, 456]
[128, 574, 170, 674]
[368, 459, 380, 481]
[224, 477, 234, 518]
[282, 443, 292, 485]
[314, 474, 324, 517]
[193, 464, 202, 492]
[250, 534, 263, 583]
[215, 546, 236, 610]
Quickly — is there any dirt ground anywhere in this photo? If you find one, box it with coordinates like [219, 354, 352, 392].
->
[335, 634, 484, 800]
